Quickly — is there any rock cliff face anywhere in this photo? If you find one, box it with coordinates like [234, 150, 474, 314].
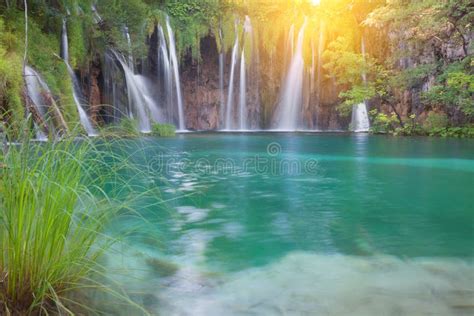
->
[181, 37, 221, 130]
[179, 34, 346, 130]
[79, 28, 472, 131]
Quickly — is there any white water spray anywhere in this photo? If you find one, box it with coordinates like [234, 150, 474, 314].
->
[112, 51, 161, 133]
[351, 36, 370, 132]
[239, 50, 246, 130]
[61, 18, 97, 136]
[123, 26, 134, 72]
[157, 25, 173, 123]
[224, 35, 239, 130]
[166, 17, 186, 131]
[274, 20, 307, 131]
[24, 66, 50, 140]
[218, 27, 226, 128]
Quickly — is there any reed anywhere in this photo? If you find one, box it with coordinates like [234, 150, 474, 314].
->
[0, 124, 151, 314]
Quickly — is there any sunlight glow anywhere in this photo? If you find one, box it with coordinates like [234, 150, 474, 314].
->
[310, 0, 321, 6]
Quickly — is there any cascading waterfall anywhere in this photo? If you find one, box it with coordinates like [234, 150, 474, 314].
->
[273, 20, 307, 131]
[61, 18, 97, 136]
[218, 27, 225, 127]
[123, 26, 134, 71]
[224, 33, 239, 130]
[94, 4, 158, 130]
[91, 5, 102, 24]
[166, 16, 186, 131]
[112, 51, 160, 133]
[239, 50, 246, 130]
[317, 22, 325, 108]
[238, 16, 252, 130]
[310, 38, 316, 95]
[350, 36, 370, 132]
[24, 66, 50, 141]
[157, 25, 173, 123]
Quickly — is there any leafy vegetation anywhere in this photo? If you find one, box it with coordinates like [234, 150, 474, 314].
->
[422, 58, 474, 117]
[0, 18, 24, 132]
[369, 109, 474, 138]
[152, 122, 176, 137]
[0, 0, 472, 136]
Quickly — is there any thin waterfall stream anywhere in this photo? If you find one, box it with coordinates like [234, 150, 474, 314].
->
[61, 18, 97, 136]
[350, 35, 370, 132]
[273, 20, 307, 131]
[166, 17, 186, 131]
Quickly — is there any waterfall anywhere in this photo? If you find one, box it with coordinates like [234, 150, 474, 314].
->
[218, 27, 225, 128]
[91, 5, 102, 24]
[273, 20, 307, 131]
[61, 19, 97, 136]
[157, 24, 176, 126]
[239, 50, 246, 130]
[219, 52, 225, 127]
[224, 35, 239, 130]
[61, 19, 69, 62]
[310, 38, 316, 95]
[123, 26, 134, 71]
[112, 51, 161, 133]
[24, 66, 50, 141]
[317, 22, 325, 108]
[166, 17, 186, 131]
[350, 36, 370, 132]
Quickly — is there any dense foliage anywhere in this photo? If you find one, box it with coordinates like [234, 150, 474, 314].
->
[0, 0, 472, 136]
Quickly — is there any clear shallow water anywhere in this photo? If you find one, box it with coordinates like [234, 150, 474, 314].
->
[100, 134, 474, 315]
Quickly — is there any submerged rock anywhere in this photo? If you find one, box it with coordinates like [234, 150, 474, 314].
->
[145, 257, 179, 277]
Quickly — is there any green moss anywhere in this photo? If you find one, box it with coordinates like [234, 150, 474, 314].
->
[152, 123, 176, 137]
[68, 16, 88, 69]
[0, 18, 25, 131]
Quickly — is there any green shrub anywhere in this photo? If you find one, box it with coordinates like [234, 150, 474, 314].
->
[392, 114, 424, 136]
[99, 118, 140, 137]
[152, 123, 176, 137]
[423, 112, 449, 130]
[369, 109, 399, 134]
[0, 18, 25, 132]
[427, 126, 474, 138]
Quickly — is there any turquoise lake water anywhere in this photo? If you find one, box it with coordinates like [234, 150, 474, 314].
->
[101, 133, 474, 315]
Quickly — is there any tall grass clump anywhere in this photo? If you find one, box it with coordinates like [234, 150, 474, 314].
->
[0, 123, 155, 314]
[151, 123, 176, 137]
